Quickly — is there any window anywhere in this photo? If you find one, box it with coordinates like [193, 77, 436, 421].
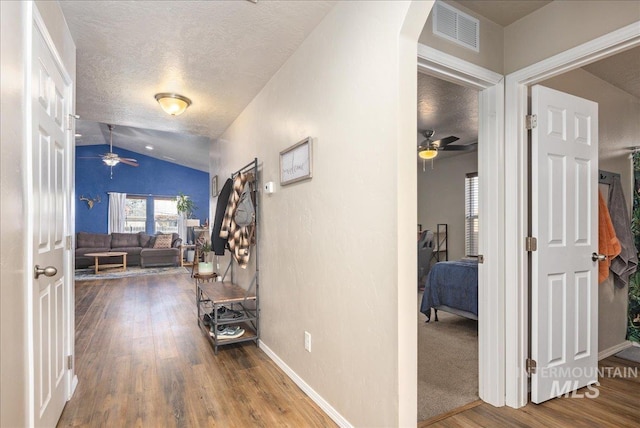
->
[465, 172, 478, 256]
[124, 196, 179, 234]
[124, 197, 146, 233]
[154, 197, 178, 234]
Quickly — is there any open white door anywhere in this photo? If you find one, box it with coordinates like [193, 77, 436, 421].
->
[31, 17, 73, 426]
[531, 85, 598, 403]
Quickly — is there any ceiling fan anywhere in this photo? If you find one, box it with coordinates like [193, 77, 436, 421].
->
[99, 124, 139, 167]
[78, 124, 139, 178]
[417, 130, 476, 170]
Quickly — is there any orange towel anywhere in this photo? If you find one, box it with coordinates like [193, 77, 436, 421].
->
[598, 190, 621, 283]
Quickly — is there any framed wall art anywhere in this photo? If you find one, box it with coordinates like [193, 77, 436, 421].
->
[280, 137, 313, 186]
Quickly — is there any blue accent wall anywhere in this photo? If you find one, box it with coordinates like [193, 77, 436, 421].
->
[76, 145, 209, 234]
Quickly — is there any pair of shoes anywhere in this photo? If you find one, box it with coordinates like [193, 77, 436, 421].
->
[210, 324, 245, 339]
[203, 313, 213, 325]
[218, 306, 243, 321]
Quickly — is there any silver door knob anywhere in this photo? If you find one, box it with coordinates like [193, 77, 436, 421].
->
[34, 265, 57, 279]
[591, 253, 606, 262]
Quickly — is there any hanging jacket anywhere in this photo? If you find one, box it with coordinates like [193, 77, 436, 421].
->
[609, 176, 638, 288]
[211, 178, 233, 256]
[220, 172, 255, 268]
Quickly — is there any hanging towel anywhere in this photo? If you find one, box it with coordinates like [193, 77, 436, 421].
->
[609, 176, 638, 288]
[598, 190, 621, 283]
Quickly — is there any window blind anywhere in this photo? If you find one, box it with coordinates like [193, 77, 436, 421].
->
[465, 172, 478, 256]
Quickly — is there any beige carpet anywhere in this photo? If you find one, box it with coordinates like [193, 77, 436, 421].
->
[417, 296, 478, 422]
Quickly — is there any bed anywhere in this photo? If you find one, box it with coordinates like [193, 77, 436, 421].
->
[420, 259, 478, 322]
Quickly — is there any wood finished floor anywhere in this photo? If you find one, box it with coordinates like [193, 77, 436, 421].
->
[58, 273, 336, 428]
[419, 355, 640, 427]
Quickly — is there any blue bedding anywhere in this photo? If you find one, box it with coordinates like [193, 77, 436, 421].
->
[420, 260, 478, 320]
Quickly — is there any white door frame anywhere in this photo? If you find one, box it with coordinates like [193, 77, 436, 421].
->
[418, 44, 505, 407]
[504, 21, 640, 408]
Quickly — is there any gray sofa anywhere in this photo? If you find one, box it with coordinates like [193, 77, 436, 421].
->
[75, 232, 182, 269]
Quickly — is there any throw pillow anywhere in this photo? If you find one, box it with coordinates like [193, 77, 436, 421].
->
[153, 234, 173, 249]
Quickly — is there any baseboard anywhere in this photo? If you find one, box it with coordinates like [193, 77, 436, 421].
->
[258, 340, 352, 428]
[599, 341, 633, 360]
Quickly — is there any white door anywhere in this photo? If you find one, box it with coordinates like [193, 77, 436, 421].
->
[31, 20, 72, 426]
[531, 85, 599, 403]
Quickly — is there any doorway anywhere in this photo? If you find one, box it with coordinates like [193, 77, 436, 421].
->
[505, 24, 640, 408]
[417, 44, 504, 409]
[416, 71, 480, 421]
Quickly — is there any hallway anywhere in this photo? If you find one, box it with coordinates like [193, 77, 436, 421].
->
[58, 273, 335, 427]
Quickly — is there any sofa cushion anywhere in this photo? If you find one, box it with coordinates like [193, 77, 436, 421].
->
[77, 232, 111, 248]
[111, 233, 140, 248]
[75, 247, 110, 257]
[111, 247, 142, 256]
[153, 234, 173, 248]
[138, 232, 152, 248]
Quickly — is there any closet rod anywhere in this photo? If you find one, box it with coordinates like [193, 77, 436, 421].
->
[598, 170, 620, 186]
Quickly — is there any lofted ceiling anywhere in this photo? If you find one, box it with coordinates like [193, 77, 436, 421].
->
[60, 0, 334, 171]
[60, 1, 638, 171]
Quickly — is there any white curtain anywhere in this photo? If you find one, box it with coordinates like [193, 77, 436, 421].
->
[108, 192, 127, 233]
[178, 212, 186, 243]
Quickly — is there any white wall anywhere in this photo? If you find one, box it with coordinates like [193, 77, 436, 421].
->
[1, 2, 75, 426]
[417, 151, 478, 261]
[1, 2, 29, 426]
[504, 1, 640, 73]
[542, 67, 640, 354]
[418, 0, 504, 74]
[213, 2, 431, 425]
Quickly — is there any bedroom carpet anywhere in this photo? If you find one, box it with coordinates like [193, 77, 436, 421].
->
[417, 294, 478, 422]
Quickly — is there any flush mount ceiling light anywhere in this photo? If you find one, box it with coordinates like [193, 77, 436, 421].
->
[154, 93, 192, 116]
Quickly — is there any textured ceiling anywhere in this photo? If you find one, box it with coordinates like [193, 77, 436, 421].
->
[417, 72, 478, 159]
[75, 120, 211, 171]
[583, 47, 640, 99]
[59, 0, 334, 170]
[456, 0, 552, 26]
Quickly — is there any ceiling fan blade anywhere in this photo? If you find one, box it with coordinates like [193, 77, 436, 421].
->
[433, 136, 459, 147]
[442, 145, 474, 151]
[119, 158, 139, 167]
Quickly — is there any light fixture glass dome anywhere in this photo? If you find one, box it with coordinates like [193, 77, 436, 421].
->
[418, 148, 438, 159]
[154, 93, 192, 116]
[103, 158, 120, 166]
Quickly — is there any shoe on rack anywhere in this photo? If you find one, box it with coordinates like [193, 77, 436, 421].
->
[212, 325, 245, 339]
[216, 306, 243, 321]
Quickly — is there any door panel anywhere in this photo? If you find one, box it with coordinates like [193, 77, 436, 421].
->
[531, 84, 598, 403]
[32, 22, 70, 426]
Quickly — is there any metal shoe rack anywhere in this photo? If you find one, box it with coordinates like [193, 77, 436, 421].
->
[196, 158, 259, 354]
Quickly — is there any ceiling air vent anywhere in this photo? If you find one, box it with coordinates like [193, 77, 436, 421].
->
[433, 1, 479, 52]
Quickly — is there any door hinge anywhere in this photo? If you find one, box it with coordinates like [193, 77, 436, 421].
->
[526, 358, 537, 376]
[67, 355, 73, 370]
[67, 113, 80, 130]
[66, 235, 72, 250]
[477, 255, 484, 264]
[526, 114, 537, 130]
[525, 236, 537, 252]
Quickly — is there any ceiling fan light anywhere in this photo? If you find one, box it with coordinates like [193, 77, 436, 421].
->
[103, 158, 120, 166]
[418, 148, 438, 160]
[154, 93, 192, 116]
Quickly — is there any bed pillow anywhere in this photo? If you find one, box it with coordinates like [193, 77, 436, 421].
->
[153, 234, 173, 249]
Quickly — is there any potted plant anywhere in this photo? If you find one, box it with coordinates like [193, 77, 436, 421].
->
[177, 192, 198, 247]
[198, 241, 215, 275]
[176, 192, 197, 218]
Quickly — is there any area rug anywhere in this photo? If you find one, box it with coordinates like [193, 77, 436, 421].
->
[75, 266, 190, 281]
[417, 293, 478, 422]
[615, 346, 640, 363]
